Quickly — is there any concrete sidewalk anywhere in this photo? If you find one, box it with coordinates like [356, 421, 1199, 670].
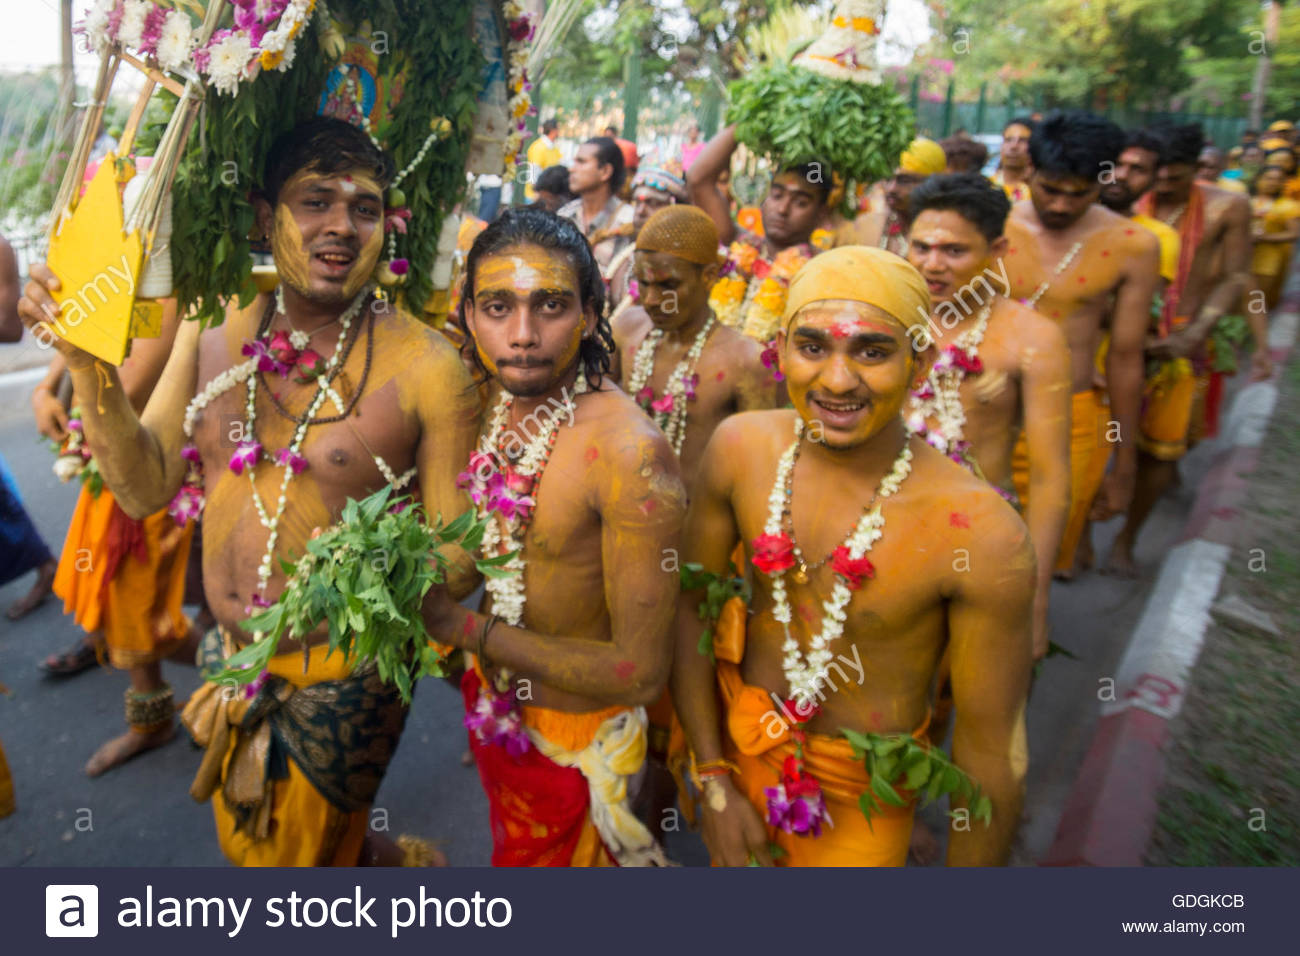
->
[1042, 299, 1300, 866]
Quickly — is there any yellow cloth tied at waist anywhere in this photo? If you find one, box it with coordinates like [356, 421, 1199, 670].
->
[525, 704, 669, 867]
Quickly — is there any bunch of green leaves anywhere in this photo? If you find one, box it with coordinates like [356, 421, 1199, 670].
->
[726, 62, 914, 186]
[206, 485, 514, 703]
[680, 561, 751, 661]
[163, 0, 484, 326]
[843, 729, 992, 827]
[1209, 313, 1251, 374]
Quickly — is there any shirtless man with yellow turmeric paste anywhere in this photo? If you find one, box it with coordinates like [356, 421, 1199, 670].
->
[424, 207, 688, 867]
[673, 247, 1034, 867]
[613, 205, 781, 486]
[1002, 111, 1159, 579]
[19, 117, 479, 867]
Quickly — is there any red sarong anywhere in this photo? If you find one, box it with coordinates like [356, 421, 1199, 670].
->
[461, 669, 616, 867]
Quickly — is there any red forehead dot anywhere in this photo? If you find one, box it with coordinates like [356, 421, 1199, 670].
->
[716, 371, 726, 381]
[584, 446, 599, 463]
[1078, 276, 1087, 283]
[1125, 228, 1135, 235]
[1101, 250, 1110, 257]
[949, 511, 971, 529]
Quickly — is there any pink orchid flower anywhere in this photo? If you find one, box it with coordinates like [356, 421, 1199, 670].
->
[229, 440, 262, 475]
[275, 447, 308, 475]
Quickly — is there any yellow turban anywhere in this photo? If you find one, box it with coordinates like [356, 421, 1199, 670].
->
[782, 246, 931, 335]
[636, 204, 720, 267]
[1267, 120, 1294, 132]
[1260, 137, 1290, 152]
[898, 137, 947, 176]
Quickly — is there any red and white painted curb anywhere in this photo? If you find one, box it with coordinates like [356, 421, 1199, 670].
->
[1042, 311, 1298, 866]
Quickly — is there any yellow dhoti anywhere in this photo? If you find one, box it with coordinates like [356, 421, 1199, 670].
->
[710, 600, 924, 867]
[1012, 388, 1112, 573]
[182, 631, 405, 867]
[1138, 358, 1209, 461]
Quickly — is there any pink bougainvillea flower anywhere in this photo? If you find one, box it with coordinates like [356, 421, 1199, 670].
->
[650, 394, 674, 414]
[389, 258, 410, 276]
[634, 385, 655, 410]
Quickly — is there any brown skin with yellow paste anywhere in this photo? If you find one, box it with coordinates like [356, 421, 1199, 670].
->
[1003, 176, 1159, 517]
[18, 170, 481, 650]
[426, 243, 688, 713]
[908, 209, 1072, 656]
[612, 249, 782, 486]
[672, 301, 1034, 866]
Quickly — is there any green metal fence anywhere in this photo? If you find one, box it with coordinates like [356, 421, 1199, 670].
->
[905, 80, 1251, 148]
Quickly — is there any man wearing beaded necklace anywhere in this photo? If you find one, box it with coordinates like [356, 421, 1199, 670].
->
[906, 173, 1070, 659]
[613, 205, 780, 483]
[673, 246, 1035, 866]
[19, 117, 481, 867]
[430, 207, 687, 866]
[1002, 111, 1159, 580]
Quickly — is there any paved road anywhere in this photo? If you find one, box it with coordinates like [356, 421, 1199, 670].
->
[0, 329, 1233, 867]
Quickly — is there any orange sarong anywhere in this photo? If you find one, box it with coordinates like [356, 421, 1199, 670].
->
[1012, 388, 1111, 573]
[200, 641, 373, 867]
[712, 599, 923, 867]
[0, 737, 13, 819]
[53, 485, 192, 668]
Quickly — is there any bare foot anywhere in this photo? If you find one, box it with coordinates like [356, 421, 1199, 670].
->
[7, 559, 56, 620]
[460, 748, 475, 767]
[362, 832, 448, 866]
[908, 821, 942, 865]
[1102, 543, 1140, 579]
[84, 724, 176, 777]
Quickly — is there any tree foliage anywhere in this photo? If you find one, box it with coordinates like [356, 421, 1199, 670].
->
[931, 0, 1262, 108]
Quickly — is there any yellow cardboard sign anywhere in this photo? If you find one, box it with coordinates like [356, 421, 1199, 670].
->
[46, 155, 146, 366]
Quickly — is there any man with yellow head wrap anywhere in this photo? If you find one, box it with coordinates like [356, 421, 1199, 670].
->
[841, 138, 947, 253]
[671, 246, 1033, 866]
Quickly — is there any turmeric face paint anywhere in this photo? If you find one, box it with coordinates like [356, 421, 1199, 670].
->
[778, 300, 915, 450]
[272, 202, 312, 294]
[469, 245, 585, 397]
[271, 168, 386, 300]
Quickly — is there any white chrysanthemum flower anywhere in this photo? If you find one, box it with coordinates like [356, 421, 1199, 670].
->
[208, 31, 253, 96]
[278, 36, 296, 72]
[117, 0, 150, 50]
[156, 10, 194, 72]
[80, 0, 115, 51]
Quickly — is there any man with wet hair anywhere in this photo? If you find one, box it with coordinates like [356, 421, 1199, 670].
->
[433, 206, 687, 866]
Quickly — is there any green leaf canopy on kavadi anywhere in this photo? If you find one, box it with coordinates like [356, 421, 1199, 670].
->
[726, 0, 914, 204]
[158, 0, 526, 326]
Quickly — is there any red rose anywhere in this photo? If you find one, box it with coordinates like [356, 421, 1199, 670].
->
[751, 532, 795, 575]
[752, 258, 772, 280]
[780, 754, 822, 798]
[831, 545, 875, 591]
[267, 330, 299, 365]
[294, 349, 326, 384]
[783, 696, 820, 724]
[504, 470, 534, 496]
